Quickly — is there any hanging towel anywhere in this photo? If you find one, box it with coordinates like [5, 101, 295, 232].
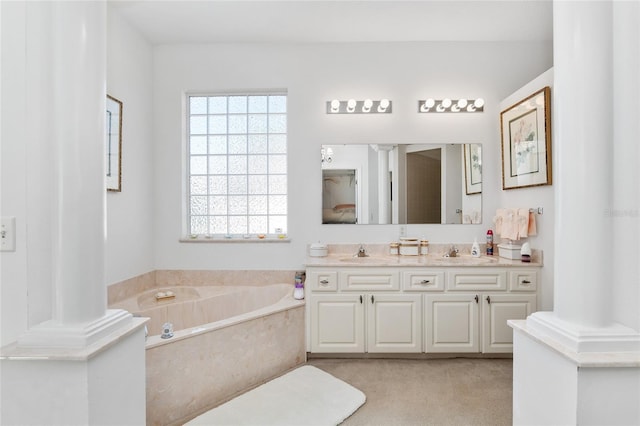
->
[501, 209, 520, 241]
[528, 211, 537, 236]
[493, 208, 506, 234]
[517, 208, 530, 238]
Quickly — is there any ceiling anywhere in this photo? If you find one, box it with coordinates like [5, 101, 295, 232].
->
[109, 0, 553, 45]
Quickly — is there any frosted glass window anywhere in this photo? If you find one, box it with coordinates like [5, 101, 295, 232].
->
[248, 135, 268, 154]
[248, 96, 268, 113]
[187, 93, 287, 236]
[208, 136, 227, 154]
[228, 135, 247, 154]
[190, 97, 207, 114]
[248, 155, 268, 174]
[191, 156, 207, 175]
[208, 116, 227, 134]
[248, 114, 268, 133]
[190, 117, 207, 134]
[249, 175, 268, 194]
[191, 176, 207, 195]
[269, 135, 287, 154]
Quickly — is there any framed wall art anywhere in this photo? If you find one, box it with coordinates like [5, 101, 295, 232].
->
[500, 86, 551, 190]
[106, 95, 123, 192]
[464, 143, 482, 195]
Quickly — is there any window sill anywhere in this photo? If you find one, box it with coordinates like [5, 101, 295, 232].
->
[179, 236, 291, 243]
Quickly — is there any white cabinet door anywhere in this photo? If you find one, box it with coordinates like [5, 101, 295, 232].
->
[367, 294, 422, 353]
[481, 294, 537, 353]
[309, 294, 365, 353]
[425, 294, 480, 353]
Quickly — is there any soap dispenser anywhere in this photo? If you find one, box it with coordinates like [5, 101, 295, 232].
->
[471, 238, 481, 257]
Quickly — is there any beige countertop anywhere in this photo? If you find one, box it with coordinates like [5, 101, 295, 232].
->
[305, 243, 542, 268]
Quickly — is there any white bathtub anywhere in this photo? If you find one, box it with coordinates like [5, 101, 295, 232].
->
[109, 283, 305, 426]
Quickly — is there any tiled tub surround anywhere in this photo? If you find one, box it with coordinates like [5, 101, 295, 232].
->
[108, 270, 305, 426]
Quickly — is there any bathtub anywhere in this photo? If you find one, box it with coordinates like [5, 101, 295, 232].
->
[109, 283, 306, 426]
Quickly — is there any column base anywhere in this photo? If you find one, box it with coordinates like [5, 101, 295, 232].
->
[510, 318, 640, 425]
[1, 318, 147, 425]
[16, 309, 133, 349]
[526, 311, 640, 353]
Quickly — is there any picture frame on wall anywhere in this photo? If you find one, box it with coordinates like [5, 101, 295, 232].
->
[106, 95, 123, 192]
[500, 86, 552, 190]
[464, 143, 482, 195]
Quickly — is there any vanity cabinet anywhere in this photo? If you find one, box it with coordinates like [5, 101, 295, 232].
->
[424, 292, 536, 353]
[306, 264, 540, 355]
[308, 268, 421, 353]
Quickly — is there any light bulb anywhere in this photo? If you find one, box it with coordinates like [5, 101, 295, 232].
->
[363, 99, 373, 112]
[425, 98, 435, 108]
[442, 98, 452, 108]
[347, 99, 357, 112]
[457, 99, 468, 109]
[330, 99, 340, 112]
[474, 98, 485, 108]
[378, 99, 390, 112]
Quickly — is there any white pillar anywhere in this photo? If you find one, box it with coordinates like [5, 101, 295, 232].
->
[553, 0, 613, 328]
[16, 0, 130, 348]
[51, 0, 108, 324]
[373, 145, 393, 224]
[510, 2, 639, 424]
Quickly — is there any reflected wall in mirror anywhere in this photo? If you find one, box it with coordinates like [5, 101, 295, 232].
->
[106, 95, 123, 192]
[321, 143, 482, 224]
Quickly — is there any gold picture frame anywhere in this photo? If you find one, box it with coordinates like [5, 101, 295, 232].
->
[500, 86, 551, 190]
[106, 95, 123, 192]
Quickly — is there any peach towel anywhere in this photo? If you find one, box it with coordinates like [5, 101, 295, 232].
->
[517, 208, 530, 238]
[528, 211, 537, 236]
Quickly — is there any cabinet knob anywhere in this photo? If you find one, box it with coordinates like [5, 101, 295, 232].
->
[486, 295, 491, 304]
[474, 295, 479, 303]
[371, 295, 375, 304]
[420, 279, 431, 284]
[359, 295, 363, 304]
[320, 279, 329, 285]
[522, 280, 531, 284]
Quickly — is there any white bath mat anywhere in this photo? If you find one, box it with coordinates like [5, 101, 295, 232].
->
[186, 365, 366, 426]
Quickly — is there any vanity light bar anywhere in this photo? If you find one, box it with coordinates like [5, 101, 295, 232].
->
[418, 98, 485, 113]
[326, 99, 392, 114]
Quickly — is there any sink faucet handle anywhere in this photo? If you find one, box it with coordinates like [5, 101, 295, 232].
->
[357, 244, 367, 257]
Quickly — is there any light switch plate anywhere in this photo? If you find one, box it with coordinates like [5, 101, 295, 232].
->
[1, 217, 16, 252]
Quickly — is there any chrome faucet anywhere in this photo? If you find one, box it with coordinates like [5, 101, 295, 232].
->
[356, 244, 368, 257]
[445, 245, 459, 257]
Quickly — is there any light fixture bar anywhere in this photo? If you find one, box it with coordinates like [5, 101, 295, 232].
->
[326, 99, 392, 114]
[418, 98, 485, 113]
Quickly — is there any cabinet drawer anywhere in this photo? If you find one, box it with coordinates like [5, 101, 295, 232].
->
[447, 269, 507, 291]
[508, 270, 538, 291]
[339, 269, 399, 291]
[401, 270, 445, 291]
[307, 270, 338, 292]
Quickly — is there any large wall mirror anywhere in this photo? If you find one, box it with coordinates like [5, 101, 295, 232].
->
[321, 143, 482, 225]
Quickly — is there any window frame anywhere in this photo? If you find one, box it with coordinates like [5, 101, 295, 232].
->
[183, 90, 288, 241]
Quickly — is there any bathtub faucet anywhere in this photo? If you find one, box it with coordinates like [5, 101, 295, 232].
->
[161, 322, 174, 339]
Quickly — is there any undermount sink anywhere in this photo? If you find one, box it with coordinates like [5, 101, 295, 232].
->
[339, 256, 389, 263]
[430, 255, 497, 264]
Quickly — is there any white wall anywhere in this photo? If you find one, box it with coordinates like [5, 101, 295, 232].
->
[152, 41, 553, 278]
[499, 69, 554, 310]
[1, 1, 56, 345]
[106, 7, 154, 284]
